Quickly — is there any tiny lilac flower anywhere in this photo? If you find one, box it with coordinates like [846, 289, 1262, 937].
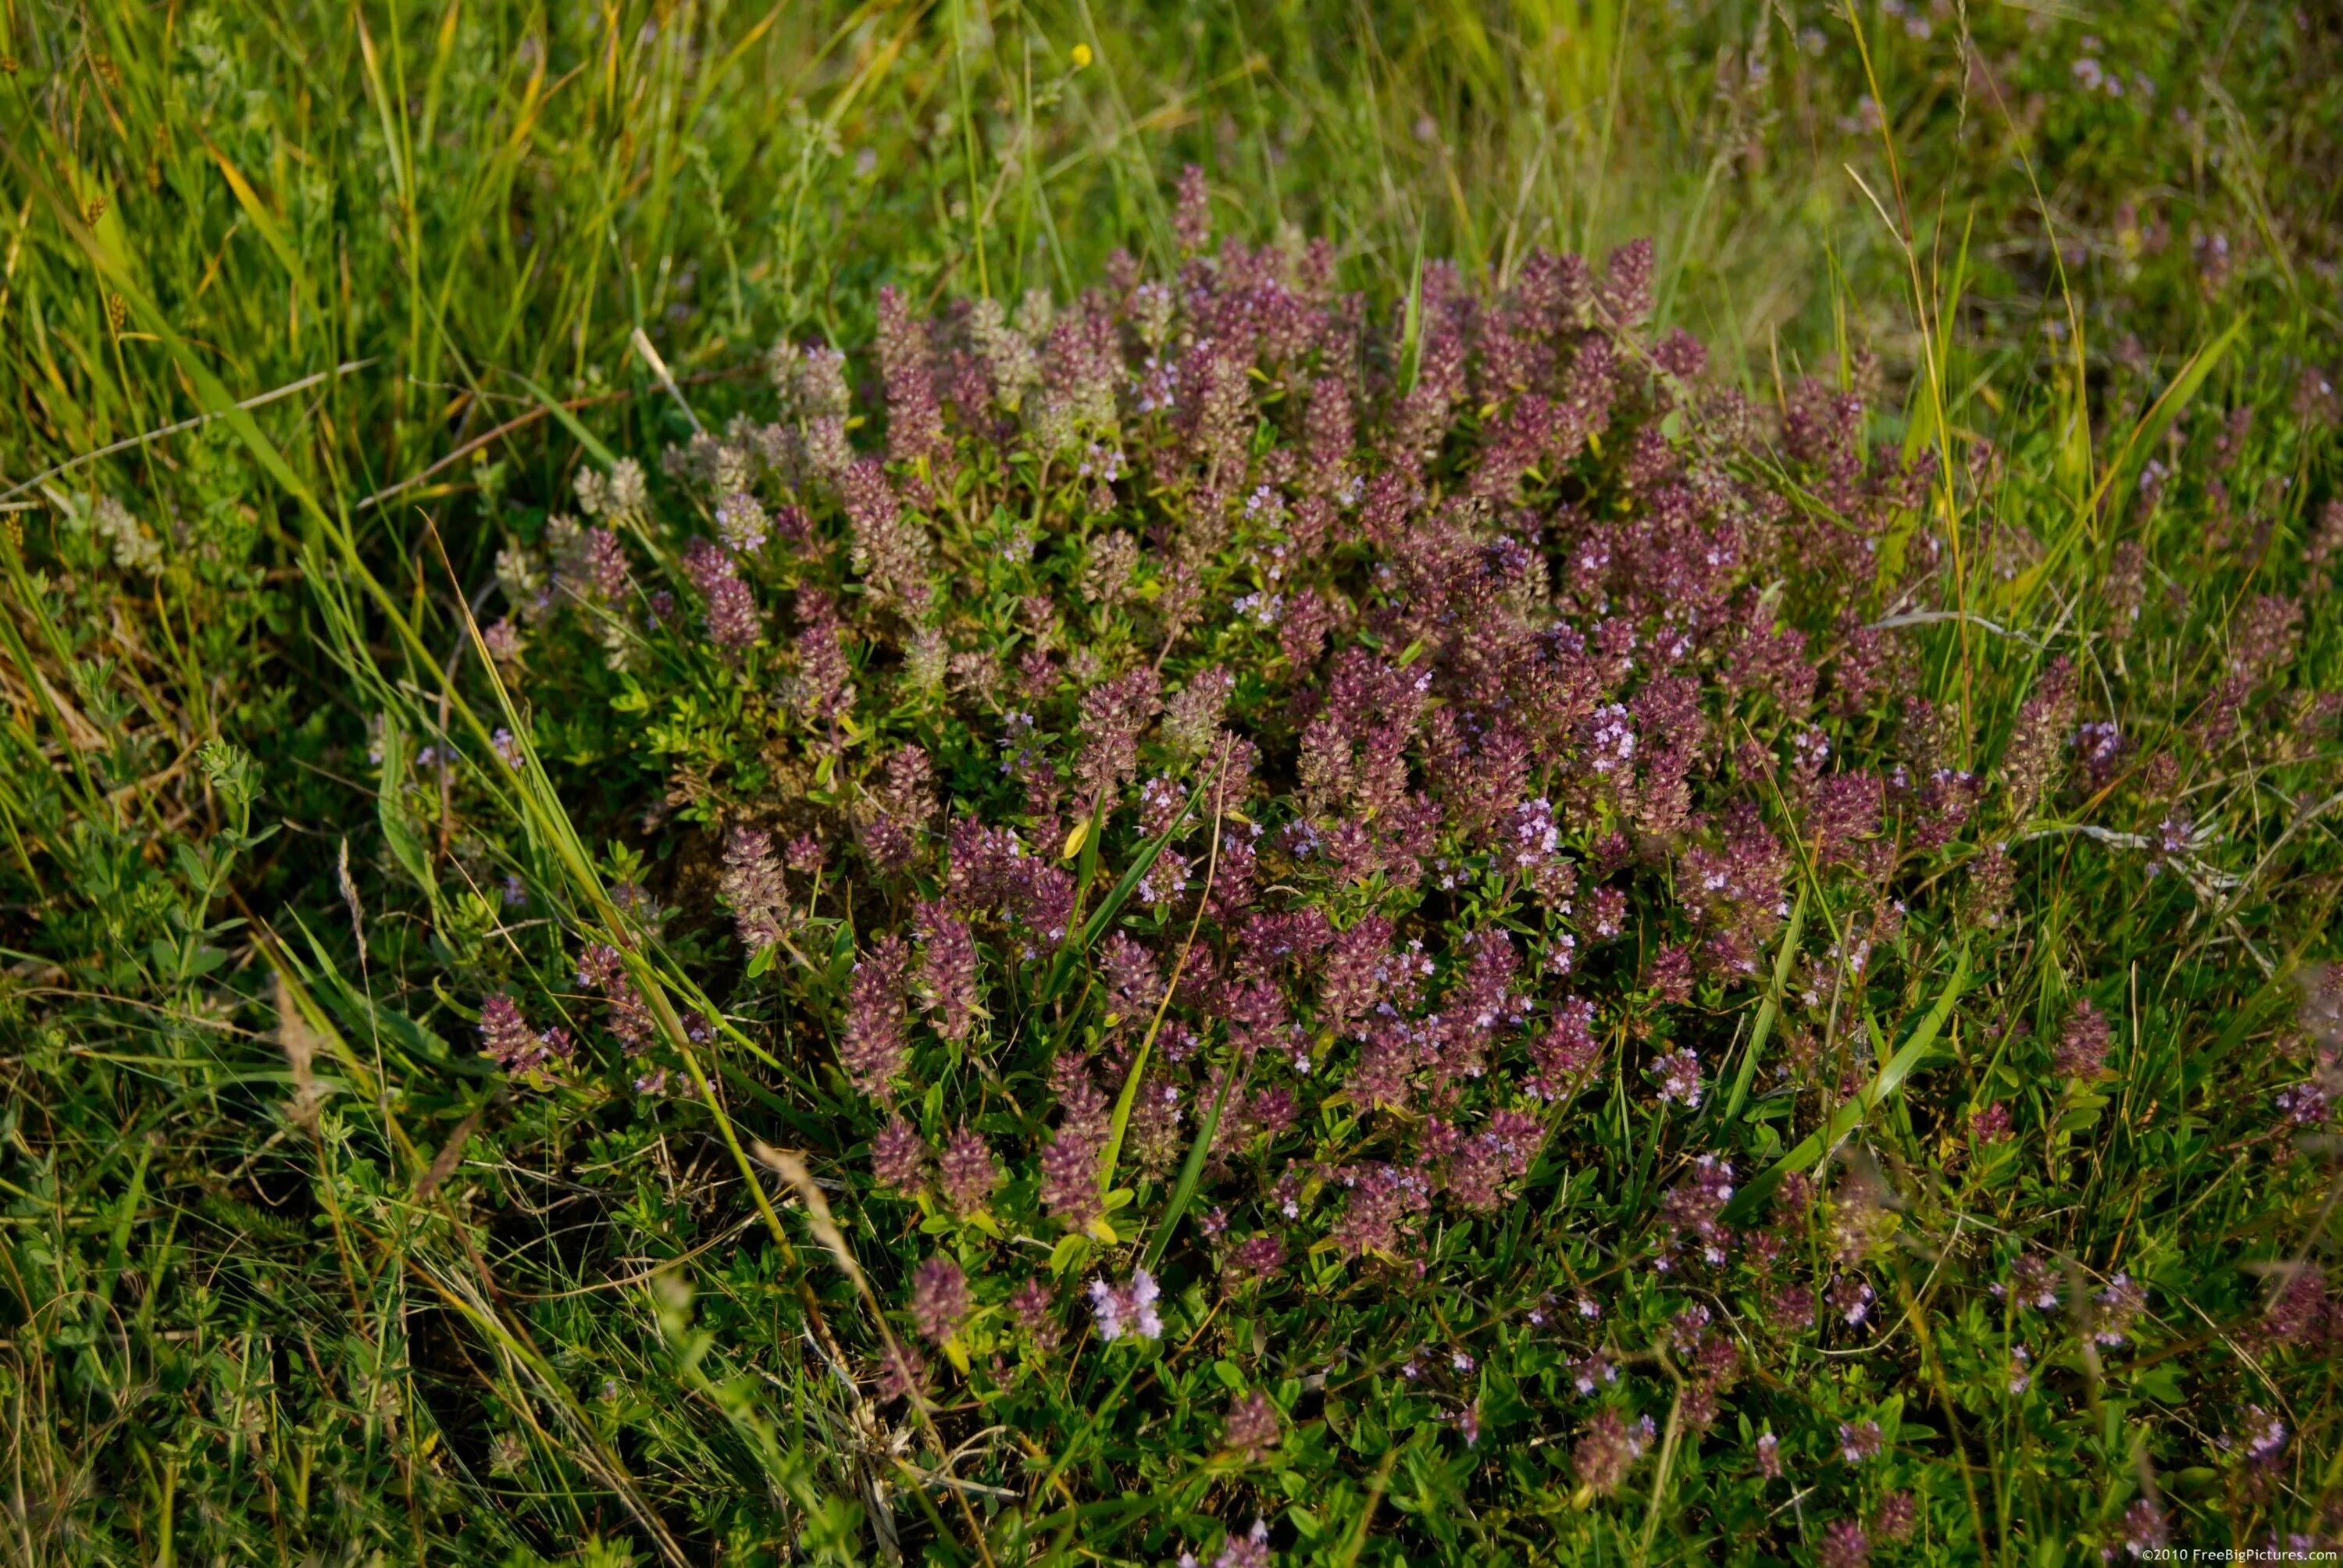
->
[2226, 1406, 2287, 1464]
[1211, 1518, 1271, 1568]
[1587, 703, 1637, 774]
[2092, 1274, 2148, 1346]
[1087, 1268, 1163, 1342]
[1652, 1047, 1702, 1107]
[870, 1116, 929, 1193]
[1838, 1419, 1883, 1463]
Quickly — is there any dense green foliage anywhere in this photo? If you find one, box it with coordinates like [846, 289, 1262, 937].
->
[2, 2, 2341, 1563]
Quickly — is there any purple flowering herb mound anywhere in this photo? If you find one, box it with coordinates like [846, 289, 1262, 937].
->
[446, 181, 2343, 1560]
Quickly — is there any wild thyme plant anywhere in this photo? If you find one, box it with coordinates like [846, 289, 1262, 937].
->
[416, 174, 2343, 1559]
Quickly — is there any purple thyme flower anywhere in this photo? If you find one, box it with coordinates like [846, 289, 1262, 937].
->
[876, 285, 947, 474]
[1573, 1409, 1657, 1496]
[2006, 1253, 2061, 1311]
[1817, 1520, 1870, 1568]
[1571, 1354, 1617, 1395]
[1657, 1154, 1735, 1267]
[909, 1256, 969, 1343]
[2224, 1406, 2287, 1464]
[839, 935, 913, 1095]
[1087, 1268, 1162, 1342]
[1009, 1278, 1061, 1351]
[841, 456, 934, 615]
[1182, 1517, 1270, 1568]
[870, 1115, 929, 1193]
[1172, 164, 1212, 255]
[2055, 998, 2113, 1079]
[1586, 702, 1636, 775]
[2277, 1079, 2332, 1125]
[915, 901, 980, 1042]
[682, 537, 760, 654]
[1220, 1390, 1282, 1460]
[1829, 1274, 1876, 1326]
[721, 826, 791, 952]
[1753, 1257, 1810, 1317]
[1652, 1047, 1702, 1107]
[478, 994, 570, 1078]
[1223, 1235, 1283, 1289]
[2092, 1274, 2148, 1345]
[1040, 1054, 1109, 1230]
[714, 490, 768, 553]
[936, 1124, 1000, 1216]
[2122, 1499, 2169, 1555]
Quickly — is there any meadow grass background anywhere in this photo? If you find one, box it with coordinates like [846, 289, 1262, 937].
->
[2, 0, 2341, 1562]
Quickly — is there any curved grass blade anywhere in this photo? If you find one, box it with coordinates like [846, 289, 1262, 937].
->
[1722, 946, 1970, 1227]
[1035, 767, 1211, 1006]
[1721, 884, 1806, 1126]
[1142, 1048, 1246, 1273]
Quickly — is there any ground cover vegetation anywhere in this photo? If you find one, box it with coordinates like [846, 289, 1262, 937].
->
[3, 0, 2342, 1562]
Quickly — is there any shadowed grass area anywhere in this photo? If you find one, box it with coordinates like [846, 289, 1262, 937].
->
[2, 2, 2341, 1563]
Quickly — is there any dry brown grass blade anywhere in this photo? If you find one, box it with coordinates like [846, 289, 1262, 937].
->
[415, 1107, 484, 1199]
[755, 1142, 871, 1292]
[273, 970, 324, 1129]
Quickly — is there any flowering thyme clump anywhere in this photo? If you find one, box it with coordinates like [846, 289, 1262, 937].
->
[2122, 1499, 2170, 1555]
[436, 170, 2343, 1557]
[1008, 1279, 1061, 1352]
